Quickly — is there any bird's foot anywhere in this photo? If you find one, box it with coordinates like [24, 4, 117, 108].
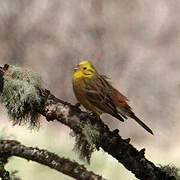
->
[89, 113, 101, 124]
[74, 102, 81, 108]
[89, 112, 98, 118]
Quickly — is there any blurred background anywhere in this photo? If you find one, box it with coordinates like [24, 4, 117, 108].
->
[0, 0, 180, 179]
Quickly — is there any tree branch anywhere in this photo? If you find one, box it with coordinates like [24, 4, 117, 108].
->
[0, 140, 104, 180]
[0, 150, 10, 180]
[0, 159, 10, 180]
[0, 64, 176, 180]
[38, 89, 176, 180]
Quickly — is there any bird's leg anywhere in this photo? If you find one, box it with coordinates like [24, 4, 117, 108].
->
[74, 102, 81, 108]
[89, 112, 98, 118]
[79, 111, 97, 121]
[88, 112, 101, 124]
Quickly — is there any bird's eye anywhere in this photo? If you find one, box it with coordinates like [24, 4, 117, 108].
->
[83, 67, 87, 70]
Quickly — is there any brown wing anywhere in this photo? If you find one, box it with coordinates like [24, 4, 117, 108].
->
[83, 75, 125, 121]
[112, 88, 154, 135]
[112, 88, 131, 112]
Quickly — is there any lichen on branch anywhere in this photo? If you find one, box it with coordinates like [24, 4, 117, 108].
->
[0, 64, 177, 180]
[0, 65, 42, 128]
[0, 140, 104, 180]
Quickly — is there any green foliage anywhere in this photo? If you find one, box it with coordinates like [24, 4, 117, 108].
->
[159, 164, 180, 180]
[73, 121, 100, 163]
[0, 66, 42, 129]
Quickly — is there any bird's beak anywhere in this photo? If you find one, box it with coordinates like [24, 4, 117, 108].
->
[73, 66, 79, 72]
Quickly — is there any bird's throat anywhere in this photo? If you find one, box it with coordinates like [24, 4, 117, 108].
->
[73, 70, 95, 80]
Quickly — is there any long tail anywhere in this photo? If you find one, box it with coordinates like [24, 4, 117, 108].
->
[111, 113, 125, 122]
[130, 113, 153, 135]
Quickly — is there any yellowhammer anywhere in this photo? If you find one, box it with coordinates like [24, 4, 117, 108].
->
[73, 60, 153, 135]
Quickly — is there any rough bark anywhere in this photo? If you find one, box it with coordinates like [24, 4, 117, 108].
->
[0, 64, 176, 180]
[0, 160, 10, 180]
[38, 89, 176, 180]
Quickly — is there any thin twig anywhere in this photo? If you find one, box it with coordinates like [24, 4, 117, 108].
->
[0, 140, 105, 180]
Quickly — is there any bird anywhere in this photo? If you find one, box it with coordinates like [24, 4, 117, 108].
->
[72, 60, 153, 135]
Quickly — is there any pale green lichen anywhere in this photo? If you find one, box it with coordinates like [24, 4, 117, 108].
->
[0, 65, 42, 129]
[72, 121, 100, 163]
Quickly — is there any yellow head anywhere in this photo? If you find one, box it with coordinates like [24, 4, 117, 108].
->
[73, 61, 97, 79]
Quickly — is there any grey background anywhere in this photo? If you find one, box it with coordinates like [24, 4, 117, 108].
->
[0, 1, 179, 179]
